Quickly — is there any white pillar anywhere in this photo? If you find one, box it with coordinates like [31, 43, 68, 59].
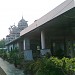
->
[23, 38, 33, 60]
[23, 38, 30, 50]
[41, 31, 45, 49]
[23, 39, 25, 50]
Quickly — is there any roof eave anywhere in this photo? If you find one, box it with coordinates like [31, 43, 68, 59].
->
[20, 0, 75, 37]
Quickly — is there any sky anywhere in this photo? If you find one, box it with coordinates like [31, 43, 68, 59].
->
[0, 0, 65, 40]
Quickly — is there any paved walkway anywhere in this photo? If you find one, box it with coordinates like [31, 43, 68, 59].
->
[0, 58, 24, 75]
[0, 67, 6, 75]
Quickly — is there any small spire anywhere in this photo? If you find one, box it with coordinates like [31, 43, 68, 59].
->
[22, 16, 23, 19]
[22, 13, 23, 19]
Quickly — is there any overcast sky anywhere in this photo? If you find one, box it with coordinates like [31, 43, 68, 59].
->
[0, 0, 65, 40]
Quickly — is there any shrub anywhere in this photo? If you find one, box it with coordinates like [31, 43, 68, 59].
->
[25, 57, 75, 75]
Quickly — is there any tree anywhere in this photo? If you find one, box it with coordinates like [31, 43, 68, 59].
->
[0, 38, 5, 48]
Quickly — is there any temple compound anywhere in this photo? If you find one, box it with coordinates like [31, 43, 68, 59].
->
[5, 17, 28, 50]
[6, 0, 75, 60]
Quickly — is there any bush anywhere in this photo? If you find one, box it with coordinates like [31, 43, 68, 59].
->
[6, 49, 24, 68]
[25, 57, 75, 75]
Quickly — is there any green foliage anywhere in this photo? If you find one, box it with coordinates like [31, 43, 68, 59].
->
[0, 39, 5, 48]
[33, 57, 64, 75]
[62, 57, 75, 75]
[0, 47, 24, 69]
[4, 48, 24, 68]
[0, 49, 4, 57]
[0, 49, 7, 59]
[25, 57, 75, 75]
[23, 61, 34, 75]
[10, 50, 20, 63]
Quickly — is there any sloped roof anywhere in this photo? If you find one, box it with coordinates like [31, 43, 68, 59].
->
[20, 0, 75, 36]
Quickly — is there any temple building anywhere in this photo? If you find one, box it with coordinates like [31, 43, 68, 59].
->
[6, 0, 75, 60]
[5, 17, 28, 49]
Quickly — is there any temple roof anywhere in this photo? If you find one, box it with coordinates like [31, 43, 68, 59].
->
[18, 16, 28, 25]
